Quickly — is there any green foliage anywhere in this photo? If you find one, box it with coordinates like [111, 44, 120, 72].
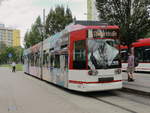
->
[24, 6, 73, 48]
[45, 5, 73, 36]
[96, 0, 150, 46]
[143, 20, 150, 38]
[145, 31, 150, 37]
[24, 16, 42, 48]
[0, 46, 23, 64]
[0, 64, 23, 71]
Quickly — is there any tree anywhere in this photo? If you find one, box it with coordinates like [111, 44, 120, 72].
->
[145, 31, 150, 37]
[96, 0, 150, 46]
[24, 16, 42, 48]
[45, 5, 73, 36]
[24, 6, 73, 48]
[24, 31, 30, 48]
[0, 46, 23, 64]
[143, 19, 150, 38]
[65, 7, 73, 25]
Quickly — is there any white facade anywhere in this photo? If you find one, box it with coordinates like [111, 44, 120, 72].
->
[0, 27, 13, 47]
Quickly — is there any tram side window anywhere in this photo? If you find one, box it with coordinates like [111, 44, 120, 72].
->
[35, 53, 38, 66]
[43, 52, 49, 67]
[31, 54, 34, 66]
[143, 46, 150, 62]
[54, 55, 60, 68]
[35, 52, 40, 66]
[43, 51, 46, 65]
[73, 40, 86, 69]
[121, 49, 128, 62]
[135, 47, 144, 62]
[50, 55, 54, 67]
[46, 53, 49, 67]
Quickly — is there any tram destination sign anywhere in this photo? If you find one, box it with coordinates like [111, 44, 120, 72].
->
[88, 29, 118, 39]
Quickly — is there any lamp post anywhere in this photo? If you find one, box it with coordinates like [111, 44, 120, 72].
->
[38, 25, 45, 80]
[38, 9, 46, 80]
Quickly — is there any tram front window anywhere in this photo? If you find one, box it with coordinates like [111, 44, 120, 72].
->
[88, 39, 121, 69]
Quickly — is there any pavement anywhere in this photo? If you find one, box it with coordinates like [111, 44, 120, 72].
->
[0, 67, 150, 112]
[0, 67, 87, 113]
[122, 72, 150, 96]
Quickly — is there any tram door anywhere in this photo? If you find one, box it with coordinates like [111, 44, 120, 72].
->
[60, 54, 68, 87]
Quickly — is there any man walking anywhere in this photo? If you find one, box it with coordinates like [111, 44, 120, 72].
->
[12, 61, 16, 72]
[127, 51, 135, 81]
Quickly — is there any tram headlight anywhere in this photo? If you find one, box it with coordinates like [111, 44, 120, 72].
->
[115, 69, 121, 74]
[88, 70, 93, 75]
[88, 70, 98, 76]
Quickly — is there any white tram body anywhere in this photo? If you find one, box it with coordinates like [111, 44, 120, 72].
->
[24, 21, 122, 92]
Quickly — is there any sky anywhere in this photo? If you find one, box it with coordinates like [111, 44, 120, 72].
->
[0, 0, 87, 46]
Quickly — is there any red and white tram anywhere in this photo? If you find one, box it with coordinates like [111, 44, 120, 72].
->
[121, 38, 150, 72]
[24, 21, 122, 92]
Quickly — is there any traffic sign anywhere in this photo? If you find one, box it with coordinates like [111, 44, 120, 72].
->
[8, 53, 12, 58]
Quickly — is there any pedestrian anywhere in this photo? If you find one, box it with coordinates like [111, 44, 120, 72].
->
[12, 61, 16, 72]
[127, 51, 135, 81]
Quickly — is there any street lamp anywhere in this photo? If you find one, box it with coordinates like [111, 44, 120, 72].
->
[38, 25, 45, 80]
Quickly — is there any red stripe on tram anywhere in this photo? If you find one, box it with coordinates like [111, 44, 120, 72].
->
[69, 80, 122, 84]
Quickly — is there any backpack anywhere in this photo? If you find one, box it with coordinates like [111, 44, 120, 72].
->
[134, 57, 139, 67]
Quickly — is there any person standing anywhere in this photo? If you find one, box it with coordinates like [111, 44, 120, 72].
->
[127, 51, 135, 81]
[12, 61, 16, 72]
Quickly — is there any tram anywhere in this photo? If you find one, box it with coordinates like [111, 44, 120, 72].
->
[24, 21, 122, 92]
[121, 38, 150, 72]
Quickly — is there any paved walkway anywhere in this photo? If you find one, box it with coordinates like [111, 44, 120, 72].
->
[122, 72, 150, 96]
[0, 67, 86, 113]
[0, 67, 150, 113]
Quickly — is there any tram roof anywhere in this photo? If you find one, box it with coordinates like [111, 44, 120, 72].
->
[65, 20, 119, 32]
[74, 20, 108, 26]
[133, 38, 150, 47]
[24, 21, 119, 54]
[120, 38, 150, 49]
[23, 48, 31, 55]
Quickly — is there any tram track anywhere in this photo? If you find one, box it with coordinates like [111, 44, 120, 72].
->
[90, 95, 137, 113]
[114, 90, 150, 106]
[86, 90, 150, 113]
[24, 72, 150, 113]
[22, 73, 150, 113]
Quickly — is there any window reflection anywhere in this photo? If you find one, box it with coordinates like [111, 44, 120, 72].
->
[88, 39, 120, 69]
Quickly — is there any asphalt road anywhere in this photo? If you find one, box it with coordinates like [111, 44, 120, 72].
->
[0, 67, 150, 113]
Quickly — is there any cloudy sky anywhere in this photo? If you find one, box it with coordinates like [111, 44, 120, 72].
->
[0, 0, 87, 46]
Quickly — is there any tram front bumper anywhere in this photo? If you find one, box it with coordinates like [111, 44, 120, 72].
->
[69, 80, 122, 92]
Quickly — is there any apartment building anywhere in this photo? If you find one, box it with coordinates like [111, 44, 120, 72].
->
[13, 29, 20, 47]
[0, 24, 20, 48]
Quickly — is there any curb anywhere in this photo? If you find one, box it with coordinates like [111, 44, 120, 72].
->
[121, 87, 150, 97]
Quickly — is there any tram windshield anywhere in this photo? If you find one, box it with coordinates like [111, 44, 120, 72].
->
[88, 29, 121, 69]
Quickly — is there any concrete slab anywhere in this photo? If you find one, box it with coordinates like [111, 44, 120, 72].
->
[122, 72, 150, 96]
